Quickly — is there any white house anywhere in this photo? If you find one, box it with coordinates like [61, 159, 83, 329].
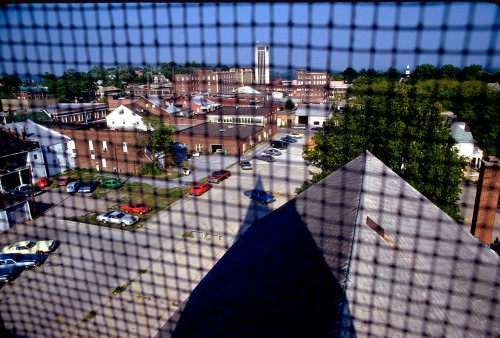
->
[4, 120, 76, 179]
[451, 121, 483, 170]
[106, 104, 151, 131]
[294, 103, 333, 128]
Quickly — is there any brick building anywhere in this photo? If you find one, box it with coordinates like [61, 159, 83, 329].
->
[50, 125, 148, 174]
[175, 123, 265, 156]
[49, 103, 109, 125]
[174, 74, 199, 96]
[174, 70, 237, 96]
[231, 67, 254, 86]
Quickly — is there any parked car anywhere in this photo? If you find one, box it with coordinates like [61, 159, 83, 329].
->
[270, 140, 288, 150]
[121, 202, 152, 214]
[292, 125, 307, 130]
[239, 160, 253, 170]
[281, 135, 298, 143]
[57, 176, 74, 186]
[257, 154, 276, 162]
[189, 183, 213, 196]
[311, 126, 323, 131]
[0, 266, 22, 283]
[208, 170, 231, 183]
[101, 179, 121, 189]
[264, 149, 282, 156]
[96, 211, 139, 226]
[1, 240, 60, 255]
[37, 177, 49, 188]
[66, 181, 80, 193]
[244, 189, 276, 204]
[78, 180, 98, 193]
[9, 184, 42, 197]
[0, 253, 47, 270]
[287, 132, 304, 139]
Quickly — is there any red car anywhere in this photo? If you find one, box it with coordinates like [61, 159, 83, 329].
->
[37, 177, 49, 188]
[207, 170, 231, 184]
[57, 176, 74, 186]
[189, 183, 213, 196]
[121, 203, 152, 214]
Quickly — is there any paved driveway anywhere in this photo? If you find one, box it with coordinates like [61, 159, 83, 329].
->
[0, 133, 315, 338]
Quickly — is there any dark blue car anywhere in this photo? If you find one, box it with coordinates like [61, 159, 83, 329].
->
[280, 135, 297, 143]
[244, 189, 276, 204]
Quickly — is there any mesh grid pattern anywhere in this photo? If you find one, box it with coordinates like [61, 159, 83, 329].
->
[0, 2, 499, 338]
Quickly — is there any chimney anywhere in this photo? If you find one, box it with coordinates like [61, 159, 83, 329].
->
[471, 156, 500, 245]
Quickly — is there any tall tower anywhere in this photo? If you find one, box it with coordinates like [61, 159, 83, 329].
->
[254, 43, 270, 84]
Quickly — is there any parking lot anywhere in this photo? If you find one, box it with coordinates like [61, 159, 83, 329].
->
[0, 132, 316, 337]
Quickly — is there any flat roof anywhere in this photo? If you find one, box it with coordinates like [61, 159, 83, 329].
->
[176, 122, 263, 140]
[295, 103, 332, 117]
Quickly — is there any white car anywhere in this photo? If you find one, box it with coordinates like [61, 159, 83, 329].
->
[287, 132, 304, 139]
[1, 240, 60, 255]
[96, 211, 139, 227]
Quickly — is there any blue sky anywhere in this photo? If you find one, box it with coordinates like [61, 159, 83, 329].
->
[0, 2, 499, 76]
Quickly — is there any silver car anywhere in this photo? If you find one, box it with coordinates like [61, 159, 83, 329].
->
[96, 211, 139, 227]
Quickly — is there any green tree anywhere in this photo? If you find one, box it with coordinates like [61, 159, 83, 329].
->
[284, 98, 295, 111]
[413, 64, 437, 81]
[458, 64, 483, 81]
[342, 67, 358, 83]
[383, 67, 403, 82]
[302, 81, 467, 221]
[136, 117, 176, 174]
[437, 64, 460, 79]
[330, 73, 344, 81]
[0, 74, 22, 98]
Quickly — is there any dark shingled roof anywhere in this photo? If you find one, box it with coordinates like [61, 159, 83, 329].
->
[159, 151, 500, 338]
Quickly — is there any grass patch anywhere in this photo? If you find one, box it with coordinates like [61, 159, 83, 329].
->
[64, 183, 191, 230]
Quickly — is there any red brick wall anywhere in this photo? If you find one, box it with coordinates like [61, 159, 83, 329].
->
[51, 127, 147, 174]
[175, 126, 274, 156]
[471, 159, 500, 245]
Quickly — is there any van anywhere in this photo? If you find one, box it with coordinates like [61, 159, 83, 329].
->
[66, 181, 80, 193]
[270, 140, 288, 150]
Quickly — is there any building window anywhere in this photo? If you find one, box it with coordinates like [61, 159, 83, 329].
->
[196, 144, 202, 152]
[102, 158, 107, 168]
[34, 154, 38, 160]
[122, 142, 128, 153]
[89, 140, 94, 151]
[102, 141, 107, 152]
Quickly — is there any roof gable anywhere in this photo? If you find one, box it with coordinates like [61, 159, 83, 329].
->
[164, 151, 500, 337]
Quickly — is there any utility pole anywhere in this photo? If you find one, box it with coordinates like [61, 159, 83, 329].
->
[28, 165, 36, 216]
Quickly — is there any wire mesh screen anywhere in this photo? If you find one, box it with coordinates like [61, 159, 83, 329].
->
[0, 2, 499, 338]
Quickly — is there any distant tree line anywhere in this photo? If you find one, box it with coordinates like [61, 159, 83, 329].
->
[331, 64, 500, 84]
